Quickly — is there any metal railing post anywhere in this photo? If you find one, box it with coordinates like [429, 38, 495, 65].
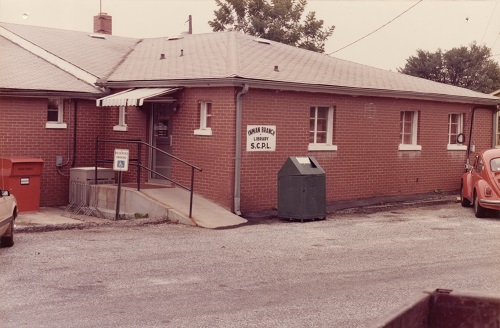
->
[94, 138, 201, 218]
[137, 142, 141, 191]
[95, 136, 99, 185]
[189, 166, 195, 218]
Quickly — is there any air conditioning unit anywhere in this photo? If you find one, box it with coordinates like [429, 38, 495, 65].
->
[70, 167, 115, 184]
[69, 167, 115, 206]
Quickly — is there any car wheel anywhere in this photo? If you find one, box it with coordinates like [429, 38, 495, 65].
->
[460, 182, 471, 207]
[0, 220, 14, 248]
[473, 191, 487, 218]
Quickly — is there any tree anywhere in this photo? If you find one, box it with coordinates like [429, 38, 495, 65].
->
[208, 0, 335, 53]
[399, 42, 500, 94]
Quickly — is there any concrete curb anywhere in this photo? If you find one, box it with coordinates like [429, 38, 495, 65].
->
[15, 214, 173, 233]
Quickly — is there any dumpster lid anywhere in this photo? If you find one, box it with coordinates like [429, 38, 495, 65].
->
[278, 156, 325, 176]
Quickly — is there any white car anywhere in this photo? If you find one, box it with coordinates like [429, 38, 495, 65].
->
[0, 189, 17, 247]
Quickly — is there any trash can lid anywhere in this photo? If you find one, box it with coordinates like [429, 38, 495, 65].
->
[278, 156, 325, 176]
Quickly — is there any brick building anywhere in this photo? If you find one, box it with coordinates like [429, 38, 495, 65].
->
[0, 19, 498, 214]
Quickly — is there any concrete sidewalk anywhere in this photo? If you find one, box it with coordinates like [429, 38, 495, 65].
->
[14, 206, 176, 233]
[15, 191, 458, 232]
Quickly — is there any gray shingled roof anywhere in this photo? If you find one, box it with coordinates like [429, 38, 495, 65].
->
[0, 22, 497, 105]
[0, 35, 101, 94]
[0, 22, 139, 79]
[108, 31, 498, 105]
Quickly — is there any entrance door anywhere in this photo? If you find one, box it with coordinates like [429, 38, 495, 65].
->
[150, 104, 173, 182]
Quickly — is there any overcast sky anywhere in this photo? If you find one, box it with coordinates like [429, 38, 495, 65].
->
[0, 0, 499, 71]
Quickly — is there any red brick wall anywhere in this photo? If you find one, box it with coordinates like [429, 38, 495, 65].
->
[96, 105, 150, 184]
[235, 89, 494, 212]
[170, 87, 237, 210]
[151, 87, 495, 213]
[0, 91, 495, 213]
[0, 97, 105, 207]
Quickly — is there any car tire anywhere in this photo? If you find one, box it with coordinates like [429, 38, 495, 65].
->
[473, 191, 487, 218]
[460, 182, 471, 207]
[0, 220, 14, 248]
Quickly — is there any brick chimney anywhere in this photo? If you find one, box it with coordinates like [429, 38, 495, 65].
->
[93, 12, 112, 35]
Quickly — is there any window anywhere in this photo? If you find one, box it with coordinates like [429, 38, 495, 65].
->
[399, 111, 421, 151]
[46, 98, 67, 129]
[194, 101, 212, 136]
[447, 113, 466, 150]
[475, 156, 484, 174]
[113, 106, 128, 131]
[308, 106, 336, 151]
[491, 158, 500, 172]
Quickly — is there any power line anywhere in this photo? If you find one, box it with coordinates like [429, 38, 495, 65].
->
[480, 0, 498, 44]
[491, 32, 500, 51]
[328, 0, 423, 55]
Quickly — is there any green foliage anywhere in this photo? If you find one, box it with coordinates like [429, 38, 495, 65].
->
[208, 0, 335, 53]
[399, 42, 500, 94]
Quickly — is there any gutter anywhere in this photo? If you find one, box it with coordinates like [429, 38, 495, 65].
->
[0, 89, 104, 99]
[97, 78, 499, 106]
[234, 84, 249, 215]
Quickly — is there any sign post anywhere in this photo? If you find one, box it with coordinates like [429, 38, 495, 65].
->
[113, 149, 129, 220]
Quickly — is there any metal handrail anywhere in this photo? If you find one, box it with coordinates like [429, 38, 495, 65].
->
[95, 137, 202, 218]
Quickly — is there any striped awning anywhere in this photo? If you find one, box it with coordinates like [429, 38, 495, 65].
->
[96, 88, 178, 107]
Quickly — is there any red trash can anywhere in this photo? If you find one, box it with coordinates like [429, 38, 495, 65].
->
[0, 157, 44, 212]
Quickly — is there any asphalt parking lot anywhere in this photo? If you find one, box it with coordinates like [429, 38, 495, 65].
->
[3, 201, 500, 327]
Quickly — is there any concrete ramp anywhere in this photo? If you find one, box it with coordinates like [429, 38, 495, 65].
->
[141, 187, 247, 229]
[94, 185, 247, 229]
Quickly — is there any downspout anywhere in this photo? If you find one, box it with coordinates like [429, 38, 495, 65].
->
[234, 84, 249, 215]
[466, 106, 481, 166]
[71, 100, 78, 167]
[56, 99, 73, 177]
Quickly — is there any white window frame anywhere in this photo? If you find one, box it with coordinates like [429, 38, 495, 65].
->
[398, 110, 422, 151]
[447, 113, 466, 151]
[113, 106, 128, 131]
[194, 101, 213, 136]
[308, 105, 337, 151]
[45, 98, 67, 129]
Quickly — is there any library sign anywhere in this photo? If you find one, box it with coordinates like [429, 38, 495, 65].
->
[246, 125, 276, 152]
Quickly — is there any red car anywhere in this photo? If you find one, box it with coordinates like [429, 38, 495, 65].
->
[461, 148, 500, 218]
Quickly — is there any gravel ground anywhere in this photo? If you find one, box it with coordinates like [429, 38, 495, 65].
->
[3, 201, 500, 327]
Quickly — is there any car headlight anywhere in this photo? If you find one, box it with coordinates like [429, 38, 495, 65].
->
[485, 186, 493, 197]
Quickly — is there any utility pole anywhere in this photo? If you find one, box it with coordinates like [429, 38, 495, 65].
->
[188, 15, 192, 34]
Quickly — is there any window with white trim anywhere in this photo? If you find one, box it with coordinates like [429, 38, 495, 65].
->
[447, 113, 466, 150]
[113, 106, 128, 131]
[45, 98, 67, 129]
[308, 106, 336, 151]
[194, 101, 212, 136]
[399, 111, 421, 151]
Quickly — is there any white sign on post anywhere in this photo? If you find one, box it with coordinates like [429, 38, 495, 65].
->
[246, 125, 276, 151]
[113, 149, 129, 171]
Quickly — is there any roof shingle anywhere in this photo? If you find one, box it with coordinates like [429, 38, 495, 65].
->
[0, 36, 101, 93]
[109, 31, 498, 104]
[0, 22, 497, 104]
